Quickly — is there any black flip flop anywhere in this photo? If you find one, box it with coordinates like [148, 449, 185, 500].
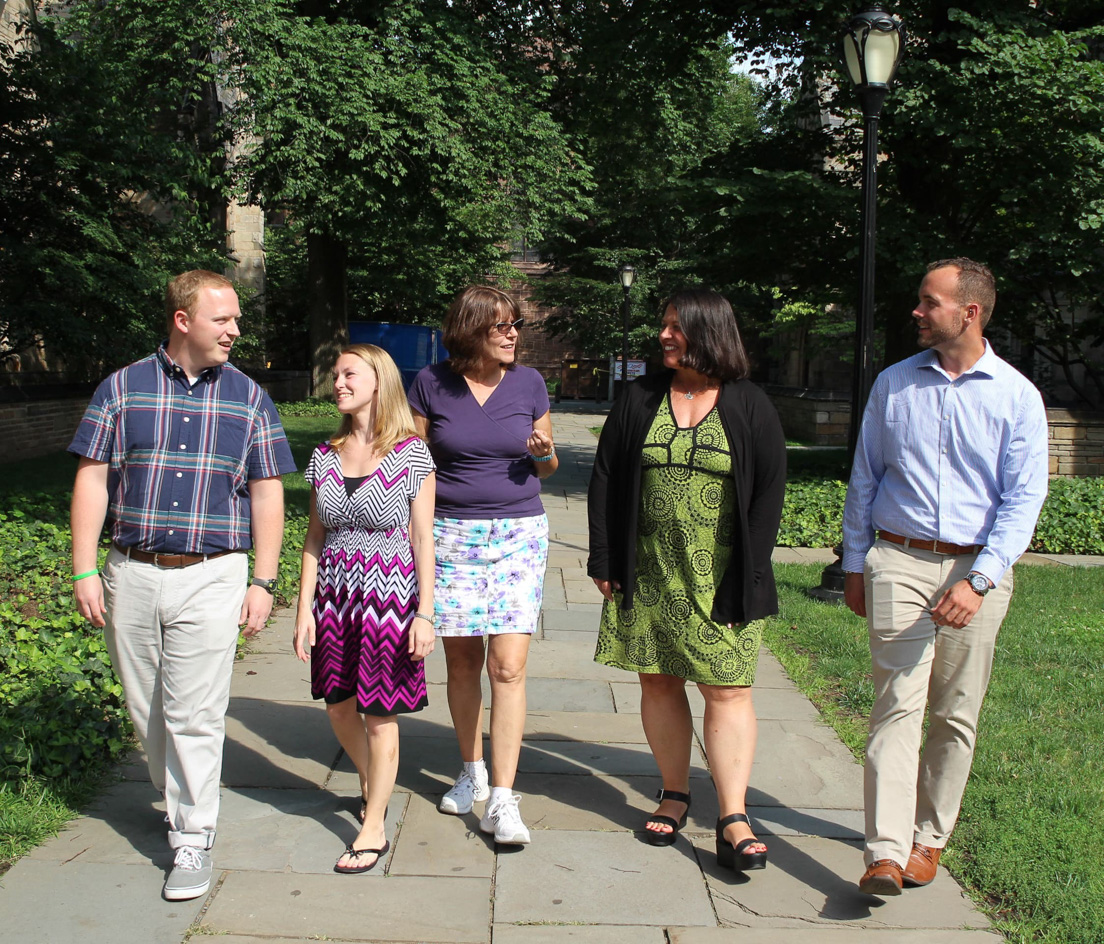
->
[334, 840, 390, 874]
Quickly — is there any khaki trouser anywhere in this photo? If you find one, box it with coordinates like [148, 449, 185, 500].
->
[101, 546, 248, 851]
[862, 540, 1013, 868]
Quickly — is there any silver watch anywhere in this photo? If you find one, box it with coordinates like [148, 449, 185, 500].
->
[966, 571, 990, 596]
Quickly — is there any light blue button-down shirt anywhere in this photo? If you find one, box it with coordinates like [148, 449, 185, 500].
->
[842, 341, 1049, 585]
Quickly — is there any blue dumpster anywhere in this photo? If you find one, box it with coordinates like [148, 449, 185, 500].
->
[347, 322, 446, 389]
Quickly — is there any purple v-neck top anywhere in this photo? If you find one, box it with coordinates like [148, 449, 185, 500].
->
[408, 362, 549, 519]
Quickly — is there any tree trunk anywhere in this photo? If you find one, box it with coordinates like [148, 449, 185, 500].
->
[307, 229, 349, 397]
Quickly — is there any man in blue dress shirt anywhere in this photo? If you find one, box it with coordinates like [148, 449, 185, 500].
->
[69, 270, 296, 901]
[842, 258, 1049, 896]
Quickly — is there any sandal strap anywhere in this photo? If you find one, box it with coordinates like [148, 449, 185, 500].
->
[734, 837, 767, 855]
[655, 788, 692, 805]
[645, 814, 681, 830]
[717, 812, 752, 830]
[344, 843, 388, 859]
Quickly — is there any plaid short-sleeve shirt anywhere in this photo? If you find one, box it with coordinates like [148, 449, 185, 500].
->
[69, 345, 296, 555]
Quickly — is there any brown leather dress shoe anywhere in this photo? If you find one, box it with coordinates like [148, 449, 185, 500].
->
[903, 842, 942, 887]
[859, 859, 904, 896]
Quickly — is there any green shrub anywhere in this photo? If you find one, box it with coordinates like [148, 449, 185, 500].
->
[275, 398, 340, 417]
[1031, 477, 1104, 554]
[0, 496, 130, 783]
[777, 452, 1104, 554]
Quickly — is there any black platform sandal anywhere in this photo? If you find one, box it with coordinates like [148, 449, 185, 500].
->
[643, 788, 692, 847]
[716, 812, 767, 871]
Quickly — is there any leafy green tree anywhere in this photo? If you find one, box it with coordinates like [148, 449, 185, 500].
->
[225, 0, 592, 390]
[0, 2, 232, 374]
[705, 1, 1104, 405]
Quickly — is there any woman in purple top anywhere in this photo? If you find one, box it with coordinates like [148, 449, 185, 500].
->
[409, 285, 557, 845]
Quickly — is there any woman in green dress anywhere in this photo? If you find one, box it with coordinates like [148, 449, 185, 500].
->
[588, 289, 786, 872]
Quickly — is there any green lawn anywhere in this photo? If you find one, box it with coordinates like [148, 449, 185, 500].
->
[764, 562, 1104, 944]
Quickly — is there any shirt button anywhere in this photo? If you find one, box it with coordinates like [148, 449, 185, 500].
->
[179, 445, 186, 450]
[188, 391, 194, 396]
[176, 472, 183, 478]
[173, 501, 179, 507]
[184, 417, 190, 423]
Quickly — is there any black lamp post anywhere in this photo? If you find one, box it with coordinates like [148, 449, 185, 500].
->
[809, 6, 904, 603]
[841, 6, 905, 457]
[617, 264, 636, 398]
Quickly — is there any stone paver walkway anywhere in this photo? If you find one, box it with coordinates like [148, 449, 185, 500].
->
[8, 401, 1084, 942]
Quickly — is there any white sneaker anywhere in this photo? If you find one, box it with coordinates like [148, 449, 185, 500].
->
[480, 793, 531, 844]
[438, 766, 490, 815]
[163, 846, 212, 901]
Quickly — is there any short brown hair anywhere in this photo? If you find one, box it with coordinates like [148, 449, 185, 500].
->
[442, 285, 520, 375]
[926, 257, 997, 327]
[663, 288, 750, 382]
[165, 270, 235, 332]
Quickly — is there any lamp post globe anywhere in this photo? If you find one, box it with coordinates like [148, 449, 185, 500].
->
[617, 265, 636, 398]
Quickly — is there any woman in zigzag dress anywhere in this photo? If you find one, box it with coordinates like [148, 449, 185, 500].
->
[294, 344, 437, 874]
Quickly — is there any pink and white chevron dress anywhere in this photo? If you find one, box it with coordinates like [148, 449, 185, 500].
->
[305, 436, 435, 715]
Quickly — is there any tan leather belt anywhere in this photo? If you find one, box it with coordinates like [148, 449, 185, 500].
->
[878, 531, 983, 556]
[114, 543, 238, 568]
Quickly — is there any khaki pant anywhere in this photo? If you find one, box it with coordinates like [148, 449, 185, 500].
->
[101, 546, 248, 850]
[862, 540, 1013, 867]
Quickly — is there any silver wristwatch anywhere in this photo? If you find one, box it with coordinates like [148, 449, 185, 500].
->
[966, 571, 990, 596]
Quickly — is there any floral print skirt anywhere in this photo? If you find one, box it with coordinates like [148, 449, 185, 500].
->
[433, 514, 549, 636]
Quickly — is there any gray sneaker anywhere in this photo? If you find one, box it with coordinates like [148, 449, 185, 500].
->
[163, 846, 212, 901]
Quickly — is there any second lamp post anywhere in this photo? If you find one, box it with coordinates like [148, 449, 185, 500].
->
[617, 264, 636, 398]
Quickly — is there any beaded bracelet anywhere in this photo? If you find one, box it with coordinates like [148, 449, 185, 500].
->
[529, 446, 556, 462]
[72, 569, 100, 582]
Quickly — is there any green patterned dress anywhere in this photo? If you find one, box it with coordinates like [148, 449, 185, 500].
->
[595, 395, 763, 685]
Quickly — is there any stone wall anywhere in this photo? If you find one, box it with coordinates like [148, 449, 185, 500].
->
[765, 387, 851, 446]
[0, 393, 91, 462]
[1047, 408, 1104, 476]
[766, 391, 1104, 477]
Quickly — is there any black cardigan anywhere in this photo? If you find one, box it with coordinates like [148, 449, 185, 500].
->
[587, 371, 787, 624]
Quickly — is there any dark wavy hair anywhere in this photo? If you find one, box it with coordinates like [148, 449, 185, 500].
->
[442, 285, 520, 375]
[663, 288, 750, 381]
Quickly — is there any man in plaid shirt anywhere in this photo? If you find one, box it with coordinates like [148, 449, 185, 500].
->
[69, 270, 296, 901]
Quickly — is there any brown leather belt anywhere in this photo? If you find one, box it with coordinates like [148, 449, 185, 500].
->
[114, 543, 238, 568]
[878, 531, 983, 556]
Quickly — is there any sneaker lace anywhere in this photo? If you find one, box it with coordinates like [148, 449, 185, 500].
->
[174, 846, 205, 872]
[491, 794, 522, 825]
[451, 770, 475, 794]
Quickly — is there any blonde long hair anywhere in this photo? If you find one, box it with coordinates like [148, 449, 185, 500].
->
[329, 344, 417, 456]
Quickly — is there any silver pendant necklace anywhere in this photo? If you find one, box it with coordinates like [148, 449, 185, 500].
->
[676, 384, 711, 400]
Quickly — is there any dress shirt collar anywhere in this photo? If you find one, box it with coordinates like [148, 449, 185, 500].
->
[918, 338, 997, 381]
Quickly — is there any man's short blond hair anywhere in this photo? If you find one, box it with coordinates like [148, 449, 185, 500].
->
[165, 270, 235, 332]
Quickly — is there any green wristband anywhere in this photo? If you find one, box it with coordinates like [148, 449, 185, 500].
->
[72, 569, 100, 582]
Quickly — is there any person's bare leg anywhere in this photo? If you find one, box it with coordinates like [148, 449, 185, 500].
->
[700, 683, 765, 854]
[639, 673, 693, 838]
[486, 633, 531, 787]
[443, 636, 487, 761]
[336, 714, 398, 869]
[326, 697, 369, 805]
